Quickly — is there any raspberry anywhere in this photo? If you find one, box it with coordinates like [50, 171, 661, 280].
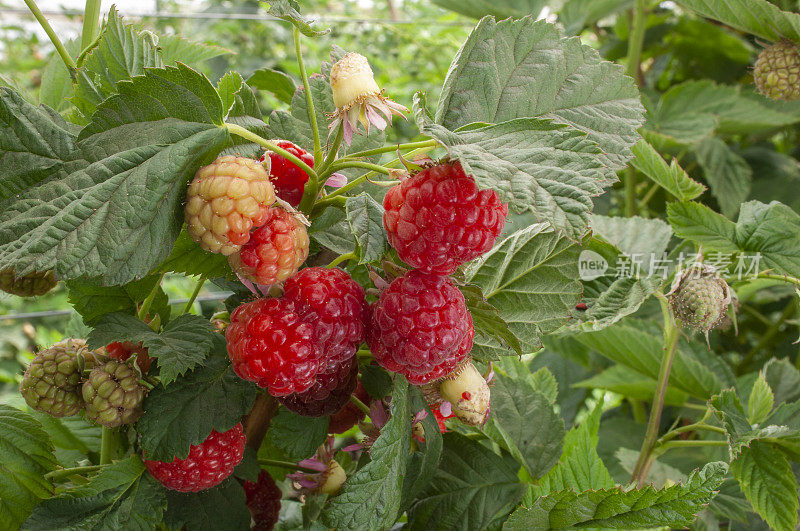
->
[669, 266, 731, 331]
[368, 270, 474, 385]
[383, 161, 508, 275]
[20, 339, 96, 418]
[82, 359, 146, 428]
[278, 357, 358, 417]
[283, 267, 367, 369]
[0, 268, 57, 297]
[228, 207, 309, 286]
[145, 423, 246, 492]
[754, 40, 800, 101]
[243, 470, 282, 531]
[328, 379, 368, 434]
[106, 341, 153, 373]
[226, 298, 320, 396]
[260, 141, 314, 206]
[185, 156, 277, 255]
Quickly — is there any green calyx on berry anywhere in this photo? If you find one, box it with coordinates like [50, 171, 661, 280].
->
[82, 359, 146, 428]
[19, 339, 98, 418]
[754, 40, 800, 101]
[438, 361, 491, 427]
[668, 264, 732, 332]
[0, 268, 57, 297]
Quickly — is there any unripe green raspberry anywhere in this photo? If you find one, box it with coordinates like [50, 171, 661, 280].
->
[669, 267, 731, 331]
[185, 156, 277, 255]
[754, 40, 800, 101]
[82, 360, 146, 428]
[0, 268, 57, 297]
[19, 339, 93, 417]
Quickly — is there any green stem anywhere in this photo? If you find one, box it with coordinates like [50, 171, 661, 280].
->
[182, 275, 206, 315]
[137, 272, 164, 321]
[756, 272, 800, 290]
[329, 160, 392, 176]
[327, 252, 357, 269]
[318, 124, 344, 176]
[631, 294, 680, 487]
[100, 428, 118, 465]
[344, 139, 438, 160]
[225, 123, 316, 178]
[626, 0, 647, 84]
[654, 439, 728, 454]
[350, 395, 371, 415]
[294, 26, 322, 166]
[81, 0, 102, 51]
[24, 0, 78, 79]
[638, 182, 660, 210]
[45, 464, 105, 481]
[258, 458, 321, 474]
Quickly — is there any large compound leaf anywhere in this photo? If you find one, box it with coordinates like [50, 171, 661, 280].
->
[137, 344, 257, 461]
[505, 462, 727, 529]
[26, 456, 166, 530]
[0, 405, 57, 530]
[676, 0, 800, 43]
[322, 378, 411, 530]
[0, 88, 77, 202]
[436, 17, 644, 174]
[464, 223, 582, 360]
[0, 64, 228, 285]
[407, 433, 527, 530]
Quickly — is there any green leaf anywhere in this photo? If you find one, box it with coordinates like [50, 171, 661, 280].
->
[460, 284, 522, 356]
[309, 208, 357, 257]
[156, 34, 232, 66]
[436, 17, 643, 175]
[463, 223, 583, 360]
[558, 0, 632, 34]
[407, 432, 526, 530]
[39, 40, 80, 112]
[0, 405, 57, 530]
[0, 64, 228, 285]
[418, 94, 609, 241]
[26, 456, 167, 530]
[747, 373, 775, 425]
[591, 214, 673, 261]
[630, 139, 706, 201]
[695, 137, 752, 218]
[345, 193, 387, 264]
[248, 68, 296, 104]
[137, 345, 256, 461]
[488, 373, 565, 479]
[0, 88, 77, 202]
[574, 364, 690, 406]
[164, 478, 251, 531]
[158, 230, 234, 279]
[87, 312, 216, 384]
[322, 377, 411, 530]
[400, 387, 444, 514]
[529, 367, 559, 404]
[267, 408, 329, 462]
[667, 202, 740, 253]
[66, 274, 169, 326]
[506, 462, 727, 529]
[765, 358, 800, 404]
[615, 448, 686, 489]
[267, 0, 330, 37]
[731, 442, 799, 531]
[31, 414, 100, 457]
[431, 0, 547, 19]
[676, 0, 800, 43]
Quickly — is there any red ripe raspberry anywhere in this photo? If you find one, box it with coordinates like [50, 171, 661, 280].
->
[383, 161, 508, 275]
[328, 379, 368, 434]
[145, 424, 246, 492]
[226, 298, 319, 396]
[283, 267, 367, 370]
[260, 141, 314, 206]
[368, 271, 473, 385]
[243, 470, 282, 531]
[106, 341, 153, 373]
[278, 357, 358, 417]
[228, 207, 310, 286]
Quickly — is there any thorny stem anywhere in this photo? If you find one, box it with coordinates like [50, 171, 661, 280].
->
[45, 464, 105, 481]
[631, 294, 680, 486]
[225, 123, 316, 179]
[24, 0, 78, 79]
[756, 272, 800, 290]
[181, 275, 207, 315]
[100, 428, 118, 465]
[294, 26, 322, 167]
[81, 0, 102, 51]
[327, 252, 357, 269]
[137, 272, 164, 321]
[258, 459, 321, 474]
[243, 393, 278, 451]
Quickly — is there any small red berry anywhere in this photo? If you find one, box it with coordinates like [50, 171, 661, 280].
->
[575, 302, 587, 311]
[328, 379, 369, 434]
[145, 424, 246, 492]
[277, 357, 359, 417]
[106, 341, 153, 373]
[226, 298, 320, 396]
[243, 470, 282, 531]
[260, 141, 314, 206]
[228, 207, 310, 286]
[368, 270, 473, 385]
[383, 161, 508, 275]
[283, 267, 367, 370]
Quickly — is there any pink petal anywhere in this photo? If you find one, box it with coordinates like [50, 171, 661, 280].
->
[439, 400, 452, 417]
[298, 458, 328, 472]
[343, 443, 363, 453]
[366, 105, 387, 130]
[237, 275, 260, 295]
[413, 410, 428, 423]
[370, 400, 389, 429]
[343, 117, 354, 145]
[325, 172, 348, 188]
[297, 477, 319, 489]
